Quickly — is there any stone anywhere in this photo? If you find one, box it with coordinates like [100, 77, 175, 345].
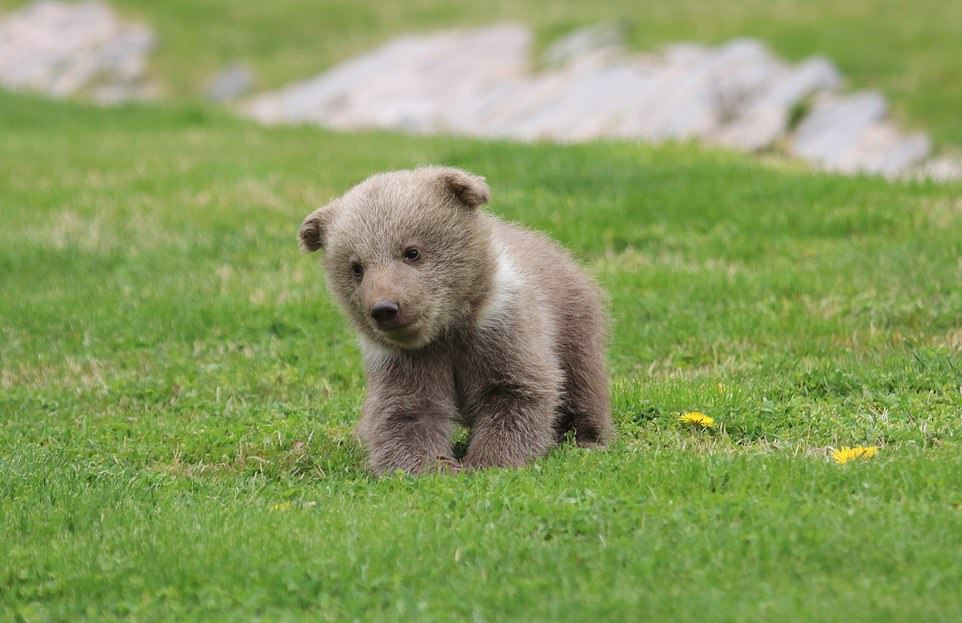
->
[243, 24, 530, 129]
[752, 56, 842, 110]
[614, 39, 781, 142]
[790, 91, 886, 166]
[543, 23, 624, 67]
[788, 91, 931, 174]
[713, 55, 843, 150]
[834, 124, 930, 176]
[206, 64, 253, 102]
[0, 1, 156, 102]
[711, 107, 789, 151]
[240, 24, 954, 180]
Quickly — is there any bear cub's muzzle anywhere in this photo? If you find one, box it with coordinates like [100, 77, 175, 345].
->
[370, 298, 410, 330]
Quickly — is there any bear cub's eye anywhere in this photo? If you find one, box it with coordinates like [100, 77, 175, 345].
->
[403, 247, 421, 262]
[350, 262, 364, 277]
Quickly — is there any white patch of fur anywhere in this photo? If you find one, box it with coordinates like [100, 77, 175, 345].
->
[359, 335, 397, 371]
[476, 241, 524, 330]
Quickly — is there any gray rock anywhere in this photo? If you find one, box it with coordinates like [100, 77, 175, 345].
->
[713, 55, 843, 150]
[543, 24, 624, 67]
[790, 92, 888, 167]
[240, 24, 952, 180]
[206, 64, 253, 102]
[0, 1, 156, 102]
[617, 39, 783, 142]
[711, 107, 789, 151]
[835, 124, 930, 176]
[788, 91, 933, 176]
[509, 66, 649, 141]
[753, 56, 842, 110]
[243, 24, 530, 128]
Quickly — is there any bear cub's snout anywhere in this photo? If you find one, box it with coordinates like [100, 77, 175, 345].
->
[300, 166, 613, 474]
[370, 299, 400, 326]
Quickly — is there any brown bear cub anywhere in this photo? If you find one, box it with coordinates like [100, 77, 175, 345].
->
[299, 166, 613, 474]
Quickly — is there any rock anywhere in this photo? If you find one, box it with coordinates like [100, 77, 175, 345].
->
[713, 55, 843, 150]
[543, 23, 624, 67]
[243, 24, 530, 128]
[517, 66, 651, 141]
[206, 64, 253, 102]
[789, 91, 930, 175]
[704, 39, 786, 116]
[617, 39, 785, 142]
[0, 1, 156, 102]
[711, 107, 789, 151]
[240, 24, 953, 181]
[753, 56, 842, 110]
[836, 124, 930, 176]
[240, 27, 838, 145]
[790, 92, 887, 167]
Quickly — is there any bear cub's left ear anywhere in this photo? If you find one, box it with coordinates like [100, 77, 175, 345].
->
[299, 205, 332, 252]
[432, 167, 490, 210]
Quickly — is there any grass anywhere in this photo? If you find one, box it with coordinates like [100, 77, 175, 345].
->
[2, 0, 962, 620]
[2, 91, 961, 621]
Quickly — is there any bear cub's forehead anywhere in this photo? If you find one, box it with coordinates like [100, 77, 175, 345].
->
[345, 170, 449, 210]
[327, 172, 470, 256]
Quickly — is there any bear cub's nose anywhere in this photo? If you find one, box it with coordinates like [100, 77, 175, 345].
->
[370, 299, 400, 327]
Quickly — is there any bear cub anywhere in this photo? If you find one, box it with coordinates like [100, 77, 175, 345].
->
[299, 167, 612, 474]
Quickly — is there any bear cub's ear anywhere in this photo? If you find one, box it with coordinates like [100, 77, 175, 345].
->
[299, 205, 332, 252]
[433, 167, 490, 210]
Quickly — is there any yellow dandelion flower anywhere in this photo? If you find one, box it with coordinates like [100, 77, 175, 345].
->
[679, 411, 716, 429]
[832, 446, 879, 464]
[270, 501, 293, 511]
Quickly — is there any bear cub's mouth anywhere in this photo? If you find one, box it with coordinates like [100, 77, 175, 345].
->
[374, 318, 422, 346]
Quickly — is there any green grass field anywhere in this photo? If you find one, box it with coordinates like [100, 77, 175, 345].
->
[2, 1, 962, 621]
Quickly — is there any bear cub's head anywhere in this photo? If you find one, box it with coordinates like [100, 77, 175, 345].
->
[300, 167, 493, 350]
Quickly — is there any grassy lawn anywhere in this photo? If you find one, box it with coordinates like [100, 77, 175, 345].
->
[2, 1, 962, 620]
[2, 92, 962, 621]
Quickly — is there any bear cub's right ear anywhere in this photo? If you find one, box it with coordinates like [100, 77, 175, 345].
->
[421, 166, 490, 210]
[438, 168, 490, 210]
[299, 205, 332, 252]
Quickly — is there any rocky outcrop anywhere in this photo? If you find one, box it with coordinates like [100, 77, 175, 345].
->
[0, 1, 155, 103]
[1, 7, 955, 180]
[243, 24, 957, 180]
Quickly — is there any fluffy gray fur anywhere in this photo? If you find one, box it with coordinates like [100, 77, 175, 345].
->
[300, 167, 612, 474]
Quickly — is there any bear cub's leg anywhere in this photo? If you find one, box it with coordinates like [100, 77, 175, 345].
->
[462, 394, 559, 469]
[556, 329, 614, 447]
[357, 394, 457, 475]
[461, 354, 563, 469]
[356, 354, 459, 475]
